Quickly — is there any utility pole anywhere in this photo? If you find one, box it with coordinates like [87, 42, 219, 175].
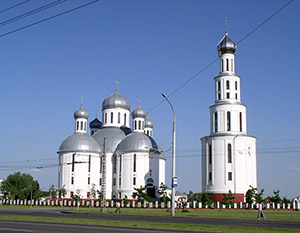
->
[101, 138, 107, 213]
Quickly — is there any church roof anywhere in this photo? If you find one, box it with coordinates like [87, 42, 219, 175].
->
[102, 91, 131, 111]
[116, 132, 158, 153]
[92, 126, 131, 153]
[58, 132, 101, 153]
[74, 104, 89, 120]
[145, 116, 154, 128]
[89, 117, 102, 129]
[217, 32, 236, 54]
[131, 103, 146, 119]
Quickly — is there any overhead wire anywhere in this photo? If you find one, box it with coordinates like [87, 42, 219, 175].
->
[0, 0, 68, 28]
[0, 0, 31, 14]
[0, 0, 100, 39]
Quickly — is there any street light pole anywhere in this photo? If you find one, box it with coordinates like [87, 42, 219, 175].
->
[162, 93, 176, 217]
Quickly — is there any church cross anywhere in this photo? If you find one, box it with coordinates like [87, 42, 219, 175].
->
[114, 80, 120, 91]
[224, 17, 229, 33]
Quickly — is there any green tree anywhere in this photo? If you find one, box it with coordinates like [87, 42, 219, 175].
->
[123, 195, 129, 206]
[282, 197, 291, 205]
[254, 188, 264, 204]
[267, 189, 282, 204]
[245, 186, 264, 205]
[222, 190, 234, 207]
[185, 191, 202, 202]
[0, 172, 41, 200]
[201, 193, 213, 206]
[72, 194, 81, 202]
[49, 185, 57, 198]
[90, 184, 97, 199]
[57, 185, 67, 199]
[132, 186, 152, 202]
[158, 183, 170, 202]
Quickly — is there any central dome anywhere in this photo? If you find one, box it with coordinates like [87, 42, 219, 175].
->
[102, 91, 130, 111]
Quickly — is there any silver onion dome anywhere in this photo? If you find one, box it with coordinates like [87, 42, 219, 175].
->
[89, 117, 102, 129]
[92, 126, 131, 153]
[116, 132, 158, 153]
[102, 91, 131, 111]
[145, 116, 154, 128]
[131, 103, 146, 119]
[74, 105, 89, 119]
[58, 132, 101, 153]
[217, 33, 236, 54]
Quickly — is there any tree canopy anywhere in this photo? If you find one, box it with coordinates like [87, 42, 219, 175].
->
[0, 172, 41, 200]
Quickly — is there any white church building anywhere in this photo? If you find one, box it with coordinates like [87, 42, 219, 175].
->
[201, 31, 257, 203]
[58, 90, 166, 200]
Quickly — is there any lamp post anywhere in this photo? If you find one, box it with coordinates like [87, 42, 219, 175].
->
[162, 93, 176, 217]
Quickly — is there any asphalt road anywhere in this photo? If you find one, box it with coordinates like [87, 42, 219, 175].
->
[0, 208, 299, 231]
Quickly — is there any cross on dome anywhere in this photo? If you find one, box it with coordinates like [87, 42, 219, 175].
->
[224, 17, 229, 34]
[114, 80, 120, 91]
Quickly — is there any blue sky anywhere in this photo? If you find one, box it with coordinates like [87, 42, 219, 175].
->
[0, 0, 299, 199]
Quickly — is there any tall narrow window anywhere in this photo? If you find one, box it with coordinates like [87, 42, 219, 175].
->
[214, 112, 218, 132]
[133, 154, 136, 172]
[119, 176, 121, 186]
[124, 114, 127, 125]
[99, 178, 102, 185]
[221, 59, 224, 72]
[226, 80, 230, 89]
[239, 112, 242, 132]
[118, 112, 120, 123]
[80, 121, 83, 130]
[208, 144, 212, 164]
[113, 178, 116, 186]
[226, 58, 229, 71]
[84, 122, 87, 131]
[231, 59, 233, 71]
[226, 92, 230, 99]
[228, 172, 232, 181]
[105, 113, 107, 124]
[72, 153, 75, 172]
[227, 144, 232, 163]
[76, 121, 79, 130]
[208, 172, 212, 182]
[134, 121, 137, 130]
[217, 80, 221, 91]
[88, 177, 90, 185]
[133, 177, 136, 185]
[88, 155, 91, 172]
[113, 156, 116, 174]
[100, 157, 103, 173]
[227, 111, 231, 131]
[119, 155, 122, 173]
[235, 81, 238, 90]
[235, 93, 238, 99]
[111, 112, 113, 123]
[71, 176, 74, 184]
[217, 93, 221, 100]
[138, 120, 141, 130]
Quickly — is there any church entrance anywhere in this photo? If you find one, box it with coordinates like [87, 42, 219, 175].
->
[146, 178, 156, 198]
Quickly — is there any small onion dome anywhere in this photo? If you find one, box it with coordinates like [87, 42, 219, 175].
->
[89, 117, 102, 129]
[116, 132, 158, 153]
[217, 33, 236, 55]
[131, 103, 146, 119]
[74, 104, 89, 119]
[102, 91, 130, 111]
[145, 116, 154, 128]
[58, 132, 101, 153]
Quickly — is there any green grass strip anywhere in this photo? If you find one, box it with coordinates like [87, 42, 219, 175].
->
[0, 214, 299, 233]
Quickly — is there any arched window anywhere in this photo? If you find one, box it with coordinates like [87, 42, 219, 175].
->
[208, 144, 212, 164]
[111, 112, 113, 123]
[84, 122, 86, 131]
[134, 120, 137, 130]
[221, 59, 224, 72]
[133, 154, 136, 172]
[118, 112, 121, 123]
[227, 111, 231, 131]
[226, 80, 230, 89]
[80, 121, 83, 130]
[227, 144, 232, 163]
[217, 80, 221, 91]
[105, 113, 107, 124]
[235, 81, 238, 90]
[124, 114, 127, 125]
[76, 121, 79, 130]
[226, 58, 229, 71]
[214, 112, 218, 132]
[231, 59, 233, 71]
[239, 112, 242, 132]
[138, 120, 141, 130]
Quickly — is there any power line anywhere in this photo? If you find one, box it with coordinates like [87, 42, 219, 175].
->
[0, 0, 100, 39]
[0, 0, 31, 14]
[0, 0, 68, 28]
[147, 0, 294, 113]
